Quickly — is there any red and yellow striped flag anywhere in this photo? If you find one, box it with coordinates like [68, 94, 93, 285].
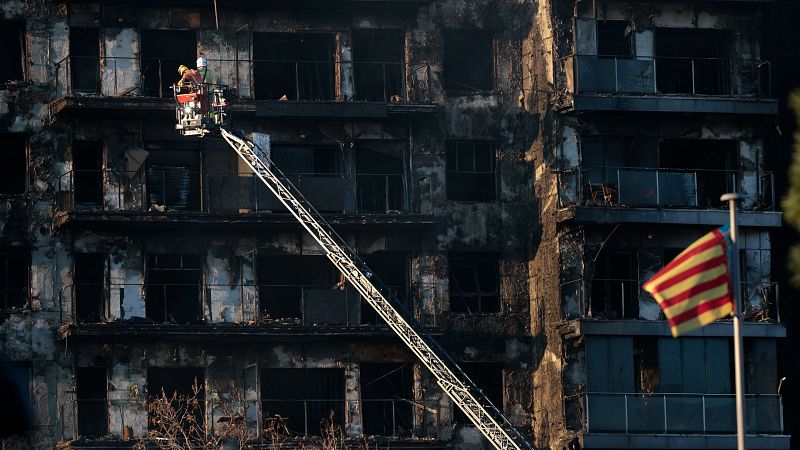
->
[643, 226, 734, 337]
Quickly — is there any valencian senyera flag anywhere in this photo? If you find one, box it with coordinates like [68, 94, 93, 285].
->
[643, 225, 735, 337]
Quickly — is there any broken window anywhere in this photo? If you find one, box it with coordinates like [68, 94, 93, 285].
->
[261, 368, 345, 436]
[454, 363, 503, 424]
[448, 252, 500, 314]
[445, 141, 496, 201]
[0, 134, 27, 195]
[0, 20, 24, 83]
[74, 253, 105, 323]
[352, 29, 405, 102]
[147, 367, 205, 431]
[77, 367, 107, 438]
[72, 141, 103, 206]
[253, 33, 335, 100]
[0, 248, 29, 313]
[597, 21, 633, 58]
[443, 31, 494, 94]
[360, 252, 409, 325]
[0, 361, 32, 435]
[360, 363, 414, 436]
[656, 28, 732, 95]
[591, 251, 639, 319]
[141, 30, 197, 98]
[257, 254, 353, 324]
[145, 254, 202, 323]
[633, 338, 659, 393]
[69, 27, 100, 93]
[659, 139, 738, 207]
[146, 146, 201, 211]
[581, 137, 634, 204]
[355, 145, 405, 213]
[269, 145, 345, 212]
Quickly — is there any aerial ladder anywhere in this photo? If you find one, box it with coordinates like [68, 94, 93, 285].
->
[173, 83, 535, 450]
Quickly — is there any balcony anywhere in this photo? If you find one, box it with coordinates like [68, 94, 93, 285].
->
[49, 55, 437, 118]
[53, 169, 437, 230]
[556, 167, 781, 227]
[561, 55, 777, 114]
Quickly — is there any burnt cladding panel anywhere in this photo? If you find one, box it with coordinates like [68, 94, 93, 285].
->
[140, 30, 197, 97]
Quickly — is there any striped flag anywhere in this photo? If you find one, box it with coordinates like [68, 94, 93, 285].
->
[643, 226, 735, 337]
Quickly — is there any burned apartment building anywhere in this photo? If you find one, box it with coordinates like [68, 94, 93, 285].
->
[525, 0, 789, 449]
[0, 0, 539, 448]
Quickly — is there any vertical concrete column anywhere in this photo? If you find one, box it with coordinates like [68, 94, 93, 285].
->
[344, 362, 362, 437]
[338, 32, 354, 101]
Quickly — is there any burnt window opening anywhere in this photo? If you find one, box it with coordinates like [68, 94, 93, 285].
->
[597, 21, 633, 58]
[360, 363, 414, 436]
[145, 254, 202, 323]
[257, 254, 351, 324]
[0, 248, 29, 312]
[253, 33, 335, 101]
[355, 146, 405, 213]
[147, 367, 205, 432]
[74, 253, 105, 323]
[0, 134, 27, 195]
[580, 137, 635, 203]
[633, 337, 659, 393]
[270, 146, 345, 213]
[360, 252, 409, 325]
[443, 31, 494, 94]
[69, 28, 100, 93]
[655, 28, 732, 95]
[145, 148, 201, 211]
[659, 139, 738, 207]
[141, 30, 197, 98]
[77, 367, 108, 438]
[72, 141, 103, 206]
[445, 141, 496, 202]
[454, 363, 503, 425]
[352, 29, 405, 102]
[591, 251, 639, 319]
[0, 361, 32, 435]
[261, 368, 345, 436]
[0, 20, 24, 83]
[448, 252, 500, 314]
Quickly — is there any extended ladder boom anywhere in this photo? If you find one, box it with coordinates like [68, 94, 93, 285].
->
[220, 127, 533, 450]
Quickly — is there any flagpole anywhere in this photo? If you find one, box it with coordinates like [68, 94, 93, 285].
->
[722, 192, 746, 450]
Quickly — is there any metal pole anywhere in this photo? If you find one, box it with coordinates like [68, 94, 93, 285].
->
[722, 192, 746, 450]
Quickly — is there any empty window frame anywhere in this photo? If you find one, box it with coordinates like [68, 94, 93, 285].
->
[77, 367, 108, 438]
[352, 29, 405, 102]
[360, 363, 414, 436]
[253, 33, 335, 101]
[355, 145, 405, 213]
[591, 251, 639, 319]
[145, 254, 202, 323]
[453, 363, 503, 424]
[0, 361, 32, 434]
[597, 21, 633, 58]
[69, 27, 100, 93]
[360, 252, 409, 325]
[261, 368, 345, 436]
[443, 31, 493, 94]
[147, 367, 205, 432]
[140, 30, 197, 98]
[448, 252, 500, 314]
[72, 141, 103, 206]
[0, 20, 24, 83]
[269, 145, 345, 212]
[0, 248, 29, 312]
[0, 134, 27, 195]
[74, 253, 106, 323]
[445, 141, 496, 201]
[655, 28, 732, 95]
[658, 139, 738, 207]
[145, 147, 201, 211]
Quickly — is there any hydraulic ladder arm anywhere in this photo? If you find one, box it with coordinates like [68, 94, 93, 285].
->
[219, 126, 534, 450]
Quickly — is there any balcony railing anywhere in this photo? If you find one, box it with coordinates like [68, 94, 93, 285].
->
[563, 55, 772, 98]
[53, 55, 432, 103]
[57, 169, 426, 215]
[575, 392, 783, 435]
[561, 167, 774, 210]
[561, 278, 781, 322]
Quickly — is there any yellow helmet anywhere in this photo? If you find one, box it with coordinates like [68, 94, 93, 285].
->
[178, 64, 189, 75]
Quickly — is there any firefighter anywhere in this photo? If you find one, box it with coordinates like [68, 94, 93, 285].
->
[177, 64, 201, 87]
[196, 56, 213, 84]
